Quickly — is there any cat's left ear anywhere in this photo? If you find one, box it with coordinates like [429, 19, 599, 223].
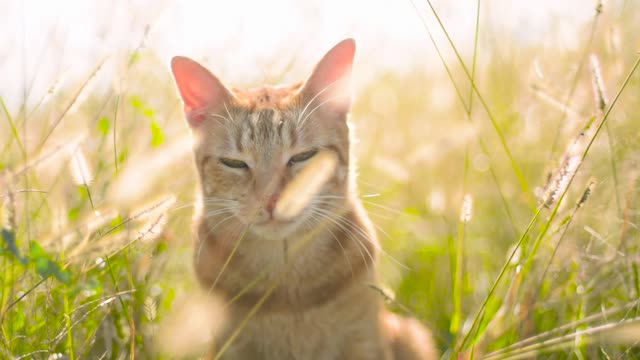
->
[170, 56, 232, 127]
[300, 38, 355, 115]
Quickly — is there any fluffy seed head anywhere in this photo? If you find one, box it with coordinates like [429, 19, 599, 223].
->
[274, 150, 337, 221]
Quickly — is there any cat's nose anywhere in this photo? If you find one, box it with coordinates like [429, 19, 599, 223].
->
[265, 194, 279, 217]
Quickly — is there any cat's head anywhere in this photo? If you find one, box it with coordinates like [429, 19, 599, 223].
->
[171, 39, 355, 240]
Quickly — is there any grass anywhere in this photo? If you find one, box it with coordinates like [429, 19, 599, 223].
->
[2, 0, 640, 358]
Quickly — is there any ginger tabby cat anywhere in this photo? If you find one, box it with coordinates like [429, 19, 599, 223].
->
[170, 39, 437, 360]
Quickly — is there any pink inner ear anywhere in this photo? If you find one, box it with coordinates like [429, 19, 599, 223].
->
[170, 56, 229, 124]
[302, 39, 356, 112]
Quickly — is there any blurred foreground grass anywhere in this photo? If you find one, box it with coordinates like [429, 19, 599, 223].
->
[2, 1, 640, 359]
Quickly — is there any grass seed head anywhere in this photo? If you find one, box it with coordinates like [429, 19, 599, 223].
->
[69, 147, 93, 186]
[155, 292, 226, 357]
[460, 193, 473, 223]
[274, 150, 337, 221]
[589, 53, 608, 114]
[137, 213, 167, 243]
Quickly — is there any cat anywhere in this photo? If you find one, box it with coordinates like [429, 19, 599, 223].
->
[170, 39, 437, 360]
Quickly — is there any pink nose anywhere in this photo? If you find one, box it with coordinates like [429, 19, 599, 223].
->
[266, 194, 279, 216]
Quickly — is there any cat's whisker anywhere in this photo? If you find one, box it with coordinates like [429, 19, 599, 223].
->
[196, 213, 240, 273]
[223, 102, 237, 125]
[208, 113, 233, 123]
[312, 199, 394, 221]
[191, 107, 233, 124]
[308, 208, 373, 272]
[305, 212, 355, 277]
[297, 93, 349, 130]
[202, 200, 239, 208]
[204, 208, 235, 219]
[316, 195, 405, 216]
[200, 211, 236, 238]
[314, 195, 408, 240]
[316, 193, 379, 199]
[295, 80, 340, 127]
[168, 202, 197, 212]
[312, 205, 411, 272]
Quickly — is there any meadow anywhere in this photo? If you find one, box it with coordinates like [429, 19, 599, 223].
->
[1, 0, 640, 358]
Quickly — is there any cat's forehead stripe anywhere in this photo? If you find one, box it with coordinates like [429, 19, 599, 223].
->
[232, 108, 296, 152]
[284, 112, 297, 148]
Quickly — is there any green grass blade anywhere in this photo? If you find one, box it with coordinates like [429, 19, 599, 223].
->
[519, 53, 640, 291]
[1, 97, 26, 160]
[450, 150, 469, 342]
[458, 204, 544, 351]
[408, 0, 519, 236]
[423, 0, 534, 210]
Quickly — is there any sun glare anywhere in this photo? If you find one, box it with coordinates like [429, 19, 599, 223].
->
[1, 0, 592, 114]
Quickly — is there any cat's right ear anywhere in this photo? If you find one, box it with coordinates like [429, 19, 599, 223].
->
[170, 56, 232, 126]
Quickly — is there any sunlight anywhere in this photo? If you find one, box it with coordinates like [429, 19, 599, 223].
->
[1, 0, 591, 113]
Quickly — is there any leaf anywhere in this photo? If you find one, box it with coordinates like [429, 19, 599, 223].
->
[11, 310, 26, 332]
[130, 95, 143, 109]
[98, 117, 110, 135]
[68, 208, 80, 220]
[474, 295, 503, 343]
[29, 241, 71, 284]
[118, 147, 128, 164]
[129, 51, 141, 65]
[110, 214, 123, 233]
[155, 241, 167, 254]
[1, 228, 27, 265]
[151, 120, 164, 147]
[161, 288, 175, 311]
[403, 207, 421, 216]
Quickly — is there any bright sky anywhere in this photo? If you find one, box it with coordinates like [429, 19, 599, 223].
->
[1, 0, 597, 113]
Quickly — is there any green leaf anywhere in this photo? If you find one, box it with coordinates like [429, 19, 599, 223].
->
[161, 288, 175, 311]
[474, 295, 503, 343]
[2, 228, 27, 265]
[119, 148, 128, 164]
[155, 241, 167, 254]
[150, 120, 164, 147]
[11, 310, 26, 332]
[29, 241, 71, 284]
[98, 117, 110, 135]
[110, 215, 123, 233]
[130, 96, 143, 109]
[68, 208, 80, 221]
[77, 185, 88, 199]
[403, 207, 421, 216]
[129, 51, 141, 65]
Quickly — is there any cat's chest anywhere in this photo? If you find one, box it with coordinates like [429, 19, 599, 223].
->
[221, 287, 381, 360]
[224, 311, 342, 360]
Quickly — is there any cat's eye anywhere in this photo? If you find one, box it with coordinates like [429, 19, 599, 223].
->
[288, 149, 318, 166]
[220, 157, 249, 169]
